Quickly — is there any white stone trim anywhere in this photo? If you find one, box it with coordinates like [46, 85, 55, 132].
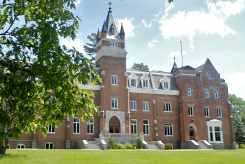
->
[105, 111, 126, 134]
[128, 88, 179, 95]
[80, 84, 101, 91]
[96, 46, 127, 61]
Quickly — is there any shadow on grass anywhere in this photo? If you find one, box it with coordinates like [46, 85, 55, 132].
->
[0, 152, 27, 160]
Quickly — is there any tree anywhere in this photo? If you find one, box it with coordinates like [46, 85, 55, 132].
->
[84, 33, 97, 61]
[131, 63, 149, 72]
[0, 0, 99, 155]
[229, 95, 245, 144]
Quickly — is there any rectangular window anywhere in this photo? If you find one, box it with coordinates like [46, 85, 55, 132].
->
[130, 119, 137, 134]
[204, 107, 209, 117]
[204, 88, 209, 98]
[217, 107, 223, 118]
[111, 74, 118, 85]
[143, 101, 150, 112]
[188, 106, 194, 116]
[142, 80, 149, 88]
[111, 97, 118, 110]
[214, 89, 219, 99]
[143, 120, 149, 135]
[214, 127, 222, 141]
[164, 124, 173, 136]
[187, 88, 192, 96]
[130, 100, 137, 111]
[45, 143, 54, 149]
[47, 124, 55, 134]
[86, 119, 95, 134]
[73, 118, 80, 134]
[17, 144, 25, 149]
[164, 103, 172, 112]
[209, 127, 214, 142]
[130, 79, 137, 87]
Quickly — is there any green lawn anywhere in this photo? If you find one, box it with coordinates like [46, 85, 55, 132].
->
[0, 149, 245, 164]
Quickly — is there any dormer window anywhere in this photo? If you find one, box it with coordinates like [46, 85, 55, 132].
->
[130, 79, 137, 88]
[142, 79, 149, 88]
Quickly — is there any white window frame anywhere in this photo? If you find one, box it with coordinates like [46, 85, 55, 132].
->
[111, 74, 118, 85]
[142, 79, 149, 88]
[130, 119, 138, 134]
[216, 107, 223, 118]
[164, 103, 172, 112]
[164, 123, 173, 136]
[47, 124, 55, 134]
[45, 142, 54, 149]
[204, 106, 209, 118]
[130, 100, 137, 112]
[86, 119, 95, 134]
[143, 101, 150, 112]
[130, 78, 137, 88]
[73, 117, 80, 134]
[111, 97, 118, 110]
[17, 144, 25, 149]
[143, 120, 149, 135]
[187, 88, 192, 97]
[207, 120, 223, 143]
[187, 105, 194, 117]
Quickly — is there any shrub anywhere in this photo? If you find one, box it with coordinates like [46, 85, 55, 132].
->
[107, 138, 117, 149]
[239, 144, 245, 149]
[125, 144, 136, 149]
[165, 143, 173, 150]
[136, 138, 143, 149]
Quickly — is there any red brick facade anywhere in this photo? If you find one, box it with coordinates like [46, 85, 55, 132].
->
[9, 6, 234, 149]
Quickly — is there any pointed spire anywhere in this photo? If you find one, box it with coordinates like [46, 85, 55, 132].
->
[171, 56, 178, 73]
[96, 28, 100, 42]
[119, 23, 125, 39]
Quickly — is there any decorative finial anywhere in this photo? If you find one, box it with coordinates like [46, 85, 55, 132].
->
[108, 1, 112, 11]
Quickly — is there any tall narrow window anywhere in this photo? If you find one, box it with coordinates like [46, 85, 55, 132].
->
[45, 143, 54, 149]
[187, 88, 192, 96]
[73, 118, 80, 134]
[188, 106, 194, 116]
[111, 97, 118, 110]
[164, 103, 172, 112]
[130, 119, 137, 134]
[130, 100, 137, 112]
[111, 74, 118, 85]
[204, 107, 209, 117]
[143, 120, 149, 135]
[214, 89, 219, 99]
[47, 124, 55, 134]
[164, 123, 173, 136]
[209, 126, 214, 142]
[217, 107, 223, 118]
[130, 79, 137, 88]
[142, 80, 149, 88]
[143, 101, 150, 112]
[87, 119, 95, 134]
[204, 88, 209, 98]
[214, 127, 222, 141]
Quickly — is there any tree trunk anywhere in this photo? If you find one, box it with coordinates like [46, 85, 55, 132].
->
[0, 137, 7, 155]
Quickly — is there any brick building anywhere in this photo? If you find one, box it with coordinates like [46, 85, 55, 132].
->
[9, 5, 234, 149]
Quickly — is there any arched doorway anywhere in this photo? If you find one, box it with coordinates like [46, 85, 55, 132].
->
[109, 116, 120, 133]
[189, 126, 196, 140]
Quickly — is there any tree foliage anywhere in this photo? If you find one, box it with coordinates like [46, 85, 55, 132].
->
[131, 63, 149, 72]
[84, 33, 97, 61]
[0, 0, 100, 154]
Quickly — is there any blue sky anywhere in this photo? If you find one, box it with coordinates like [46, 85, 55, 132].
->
[63, 0, 245, 99]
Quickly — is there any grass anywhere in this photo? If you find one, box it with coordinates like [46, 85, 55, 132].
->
[0, 149, 245, 164]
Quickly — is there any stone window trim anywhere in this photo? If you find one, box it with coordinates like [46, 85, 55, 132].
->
[130, 99, 137, 112]
[47, 124, 55, 134]
[86, 119, 95, 134]
[207, 120, 224, 144]
[143, 119, 150, 136]
[141, 77, 150, 89]
[17, 144, 25, 149]
[73, 117, 80, 134]
[111, 97, 119, 110]
[143, 101, 150, 112]
[164, 123, 173, 137]
[129, 78, 137, 88]
[111, 74, 119, 85]
[164, 103, 172, 112]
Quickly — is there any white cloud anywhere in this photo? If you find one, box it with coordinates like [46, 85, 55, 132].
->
[117, 18, 135, 38]
[159, 10, 235, 40]
[60, 37, 84, 53]
[159, 0, 245, 41]
[224, 72, 245, 100]
[147, 39, 160, 48]
[74, 0, 81, 7]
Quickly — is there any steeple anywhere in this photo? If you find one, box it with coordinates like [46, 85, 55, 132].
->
[119, 23, 125, 40]
[171, 56, 178, 73]
[102, 1, 116, 34]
